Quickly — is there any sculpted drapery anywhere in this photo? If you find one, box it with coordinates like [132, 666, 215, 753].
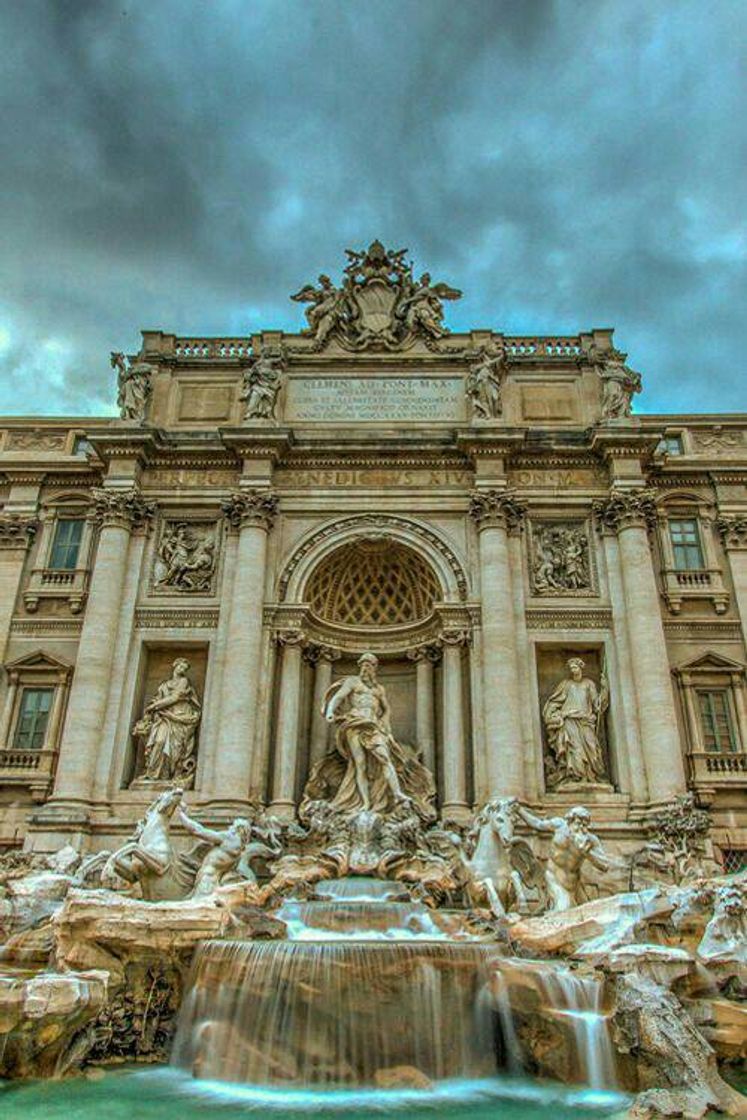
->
[133, 658, 201, 784]
[542, 657, 608, 786]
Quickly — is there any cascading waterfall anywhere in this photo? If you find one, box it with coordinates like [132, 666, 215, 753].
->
[172, 939, 501, 1086]
[172, 884, 620, 1093]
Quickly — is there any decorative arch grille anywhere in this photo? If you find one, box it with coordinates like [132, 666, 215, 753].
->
[306, 539, 442, 626]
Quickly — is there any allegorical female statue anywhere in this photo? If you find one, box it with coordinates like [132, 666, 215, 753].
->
[132, 658, 201, 786]
[542, 656, 609, 787]
[300, 652, 435, 822]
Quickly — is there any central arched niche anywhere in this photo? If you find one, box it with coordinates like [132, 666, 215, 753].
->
[305, 537, 442, 628]
[288, 536, 450, 800]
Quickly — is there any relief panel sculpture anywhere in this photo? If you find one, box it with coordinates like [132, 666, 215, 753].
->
[153, 521, 218, 594]
[130, 658, 202, 788]
[540, 654, 610, 788]
[530, 521, 593, 596]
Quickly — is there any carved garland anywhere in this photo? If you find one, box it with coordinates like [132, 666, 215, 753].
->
[278, 514, 469, 602]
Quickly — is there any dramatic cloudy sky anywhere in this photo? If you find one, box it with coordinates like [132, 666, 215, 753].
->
[1, 0, 744, 416]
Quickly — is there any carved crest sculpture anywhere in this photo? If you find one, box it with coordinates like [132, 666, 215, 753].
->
[240, 343, 285, 420]
[154, 521, 217, 593]
[131, 659, 201, 787]
[542, 656, 609, 787]
[531, 523, 591, 594]
[110, 351, 152, 423]
[465, 340, 507, 419]
[290, 240, 461, 351]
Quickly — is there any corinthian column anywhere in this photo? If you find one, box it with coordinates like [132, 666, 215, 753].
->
[271, 629, 306, 819]
[307, 644, 338, 768]
[48, 488, 154, 814]
[717, 516, 747, 649]
[210, 489, 277, 811]
[440, 629, 470, 819]
[407, 645, 438, 775]
[469, 490, 526, 798]
[594, 488, 686, 803]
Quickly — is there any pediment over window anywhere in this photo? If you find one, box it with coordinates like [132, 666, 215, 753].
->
[673, 650, 746, 676]
[4, 650, 72, 676]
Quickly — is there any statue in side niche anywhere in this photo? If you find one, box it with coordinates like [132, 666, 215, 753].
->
[516, 804, 620, 911]
[465, 340, 507, 419]
[110, 351, 152, 423]
[132, 659, 201, 786]
[240, 344, 285, 420]
[301, 652, 435, 822]
[542, 657, 609, 787]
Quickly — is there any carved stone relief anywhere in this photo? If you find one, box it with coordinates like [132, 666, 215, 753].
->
[153, 521, 218, 594]
[530, 521, 594, 596]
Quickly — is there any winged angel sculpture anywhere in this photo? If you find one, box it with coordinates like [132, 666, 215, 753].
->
[290, 240, 461, 351]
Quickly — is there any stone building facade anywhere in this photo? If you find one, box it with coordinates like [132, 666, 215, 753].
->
[0, 243, 745, 865]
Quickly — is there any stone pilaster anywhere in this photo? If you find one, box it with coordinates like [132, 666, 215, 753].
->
[407, 644, 439, 776]
[439, 629, 471, 819]
[469, 489, 526, 798]
[717, 515, 747, 649]
[593, 487, 686, 803]
[42, 487, 155, 818]
[0, 515, 36, 663]
[306, 644, 339, 769]
[209, 489, 278, 811]
[270, 628, 306, 819]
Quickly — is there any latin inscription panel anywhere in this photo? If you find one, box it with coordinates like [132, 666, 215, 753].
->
[285, 376, 466, 422]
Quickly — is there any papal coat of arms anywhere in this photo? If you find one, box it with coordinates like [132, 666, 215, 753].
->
[291, 240, 461, 351]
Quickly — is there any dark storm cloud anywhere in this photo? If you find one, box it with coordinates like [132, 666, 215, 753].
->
[0, 0, 744, 414]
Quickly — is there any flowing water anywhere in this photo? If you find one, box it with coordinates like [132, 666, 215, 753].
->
[172, 883, 621, 1095]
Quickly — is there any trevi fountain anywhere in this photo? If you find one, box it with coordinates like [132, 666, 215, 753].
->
[0, 243, 745, 1118]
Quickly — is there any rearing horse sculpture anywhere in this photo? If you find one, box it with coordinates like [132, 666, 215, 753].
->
[464, 797, 541, 918]
[105, 787, 186, 900]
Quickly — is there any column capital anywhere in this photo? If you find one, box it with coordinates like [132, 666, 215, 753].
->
[407, 643, 441, 664]
[468, 488, 526, 532]
[89, 486, 156, 531]
[592, 486, 658, 534]
[222, 488, 278, 532]
[274, 627, 306, 649]
[439, 627, 472, 648]
[0, 514, 37, 551]
[717, 514, 747, 551]
[303, 641, 340, 665]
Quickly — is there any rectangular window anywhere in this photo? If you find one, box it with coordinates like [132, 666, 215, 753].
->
[664, 435, 683, 456]
[48, 519, 84, 570]
[697, 690, 737, 753]
[13, 688, 54, 749]
[669, 518, 704, 570]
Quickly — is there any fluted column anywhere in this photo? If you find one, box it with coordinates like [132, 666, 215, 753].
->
[440, 629, 470, 818]
[271, 629, 305, 819]
[718, 516, 747, 649]
[48, 488, 154, 812]
[407, 645, 438, 775]
[0, 516, 36, 663]
[210, 489, 277, 810]
[594, 488, 686, 803]
[307, 644, 338, 769]
[469, 490, 526, 798]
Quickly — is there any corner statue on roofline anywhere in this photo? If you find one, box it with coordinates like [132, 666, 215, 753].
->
[299, 652, 436, 823]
